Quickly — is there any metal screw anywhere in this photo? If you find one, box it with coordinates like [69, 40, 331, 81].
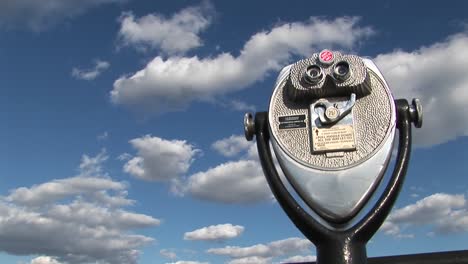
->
[409, 98, 423, 128]
[244, 112, 255, 141]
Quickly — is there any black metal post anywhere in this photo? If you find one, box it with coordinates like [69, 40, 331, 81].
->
[315, 240, 367, 264]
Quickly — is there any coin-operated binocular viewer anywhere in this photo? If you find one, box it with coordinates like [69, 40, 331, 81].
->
[244, 50, 422, 264]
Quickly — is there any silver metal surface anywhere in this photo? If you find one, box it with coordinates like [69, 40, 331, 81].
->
[268, 56, 396, 223]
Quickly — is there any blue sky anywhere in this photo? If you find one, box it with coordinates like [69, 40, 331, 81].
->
[1, 1, 468, 263]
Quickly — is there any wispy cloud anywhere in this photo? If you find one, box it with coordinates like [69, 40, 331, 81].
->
[211, 135, 253, 158]
[279, 255, 317, 263]
[227, 100, 256, 112]
[97, 131, 109, 140]
[165, 261, 209, 264]
[160, 249, 178, 260]
[72, 60, 110, 81]
[0, 0, 125, 31]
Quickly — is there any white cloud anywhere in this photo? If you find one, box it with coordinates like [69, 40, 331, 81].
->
[121, 134, 269, 204]
[72, 60, 110, 81]
[214, 98, 256, 112]
[97, 131, 109, 141]
[374, 32, 468, 146]
[182, 135, 286, 204]
[184, 224, 244, 241]
[78, 148, 109, 176]
[211, 135, 253, 157]
[117, 152, 132, 161]
[89, 189, 135, 207]
[227, 100, 256, 112]
[5, 176, 127, 207]
[228, 256, 272, 264]
[391, 193, 465, 223]
[187, 160, 272, 204]
[166, 261, 209, 264]
[118, 2, 213, 54]
[4, 149, 131, 208]
[160, 249, 177, 260]
[0, 0, 124, 31]
[111, 17, 373, 112]
[0, 151, 160, 264]
[47, 200, 160, 229]
[381, 193, 468, 238]
[207, 237, 313, 263]
[121, 134, 270, 204]
[30, 256, 62, 264]
[279, 255, 317, 263]
[124, 135, 200, 181]
[246, 143, 259, 161]
[5, 149, 135, 209]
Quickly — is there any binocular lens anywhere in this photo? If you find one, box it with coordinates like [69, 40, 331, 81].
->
[304, 65, 323, 84]
[333, 61, 350, 81]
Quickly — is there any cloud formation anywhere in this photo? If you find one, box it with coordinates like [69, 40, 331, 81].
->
[124, 135, 200, 181]
[0, 151, 160, 264]
[374, 32, 468, 146]
[118, 2, 213, 54]
[381, 193, 468, 238]
[72, 60, 110, 81]
[30, 256, 62, 264]
[211, 135, 253, 158]
[111, 17, 373, 112]
[160, 249, 177, 260]
[279, 255, 317, 263]
[180, 132, 288, 205]
[5, 175, 129, 207]
[97, 131, 109, 141]
[6, 150, 130, 207]
[165, 261, 209, 264]
[122, 134, 270, 204]
[207, 237, 313, 263]
[227, 256, 271, 264]
[0, 0, 124, 31]
[187, 160, 271, 204]
[184, 224, 244, 241]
